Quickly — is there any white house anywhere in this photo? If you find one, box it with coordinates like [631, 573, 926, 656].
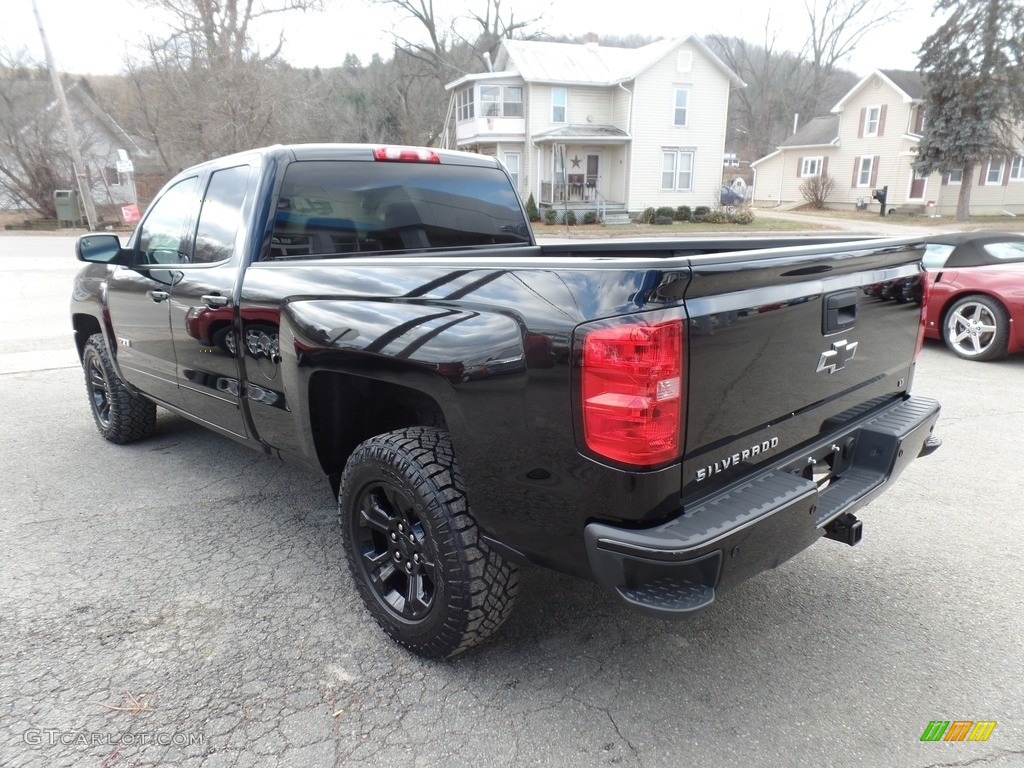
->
[751, 69, 1024, 216]
[443, 35, 743, 219]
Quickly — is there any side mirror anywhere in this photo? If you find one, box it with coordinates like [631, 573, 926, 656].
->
[76, 233, 123, 264]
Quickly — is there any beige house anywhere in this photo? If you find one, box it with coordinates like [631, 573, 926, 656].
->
[442, 36, 743, 220]
[751, 69, 1024, 216]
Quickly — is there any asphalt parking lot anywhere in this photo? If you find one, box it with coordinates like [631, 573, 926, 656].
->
[1, 235, 1022, 767]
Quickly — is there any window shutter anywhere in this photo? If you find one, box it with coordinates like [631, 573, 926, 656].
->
[941, 173, 948, 186]
[869, 156, 879, 187]
[822, 157, 829, 176]
[858, 108, 866, 138]
[878, 105, 887, 136]
[797, 157, 803, 178]
[1004, 160, 1011, 186]
[852, 158, 860, 187]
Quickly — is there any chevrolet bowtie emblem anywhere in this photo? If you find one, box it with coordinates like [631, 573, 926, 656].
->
[816, 339, 858, 374]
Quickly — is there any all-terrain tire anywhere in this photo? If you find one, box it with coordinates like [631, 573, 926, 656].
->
[339, 427, 519, 659]
[81, 333, 157, 443]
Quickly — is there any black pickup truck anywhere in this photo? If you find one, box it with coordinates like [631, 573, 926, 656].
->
[71, 144, 941, 658]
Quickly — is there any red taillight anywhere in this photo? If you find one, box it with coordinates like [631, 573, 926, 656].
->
[581, 320, 684, 466]
[373, 146, 440, 163]
[915, 274, 932, 359]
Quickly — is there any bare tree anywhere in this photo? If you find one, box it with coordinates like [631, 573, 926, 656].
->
[801, 0, 903, 116]
[0, 48, 81, 216]
[118, 0, 328, 170]
[371, 0, 541, 145]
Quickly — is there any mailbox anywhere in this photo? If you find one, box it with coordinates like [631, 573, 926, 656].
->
[871, 186, 888, 217]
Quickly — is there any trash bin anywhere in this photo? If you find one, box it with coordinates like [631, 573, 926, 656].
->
[54, 190, 82, 227]
[924, 201, 936, 217]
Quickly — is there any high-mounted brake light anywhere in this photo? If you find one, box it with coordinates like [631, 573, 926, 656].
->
[373, 146, 441, 163]
[581, 320, 685, 466]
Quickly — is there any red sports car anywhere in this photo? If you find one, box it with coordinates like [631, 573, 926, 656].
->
[918, 231, 1024, 361]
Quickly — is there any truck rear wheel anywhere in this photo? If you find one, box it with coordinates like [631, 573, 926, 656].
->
[338, 427, 518, 659]
[81, 333, 157, 443]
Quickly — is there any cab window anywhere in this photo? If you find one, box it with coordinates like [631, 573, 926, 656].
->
[137, 177, 199, 264]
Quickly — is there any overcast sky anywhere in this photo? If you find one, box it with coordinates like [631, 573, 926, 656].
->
[4, 0, 943, 78]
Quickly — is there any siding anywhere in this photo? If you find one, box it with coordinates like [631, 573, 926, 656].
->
[627, 41, 731, 211]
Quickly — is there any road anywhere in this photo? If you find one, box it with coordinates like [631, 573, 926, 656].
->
[1, 235, 1022, 767]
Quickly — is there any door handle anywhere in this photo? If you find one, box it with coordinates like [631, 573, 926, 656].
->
[202, 294, 230, 309]
[148, 289, 169, 302]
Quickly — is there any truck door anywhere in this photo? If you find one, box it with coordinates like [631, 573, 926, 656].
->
[105, 175, 199, 408]
[168, 164, 253, 437]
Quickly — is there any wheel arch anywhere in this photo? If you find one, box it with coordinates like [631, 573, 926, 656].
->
[308, 370, 451, 494]
[72, 313, 104, 361]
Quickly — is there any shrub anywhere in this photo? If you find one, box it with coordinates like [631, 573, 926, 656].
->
[525, 193, 540, 222]
[565, 209, 578, 226]
[675, 205, 692, 222]
[799, 173, 835, 209]
[703, 209, 728, 224]
[654, 215, 674, 225]
[730, 207, 755, 225]
[543, 209, 557, 225]
[655, 206, 676, 220]
[641, 207, 656, 224]
[582, 211, 598, 225]
[693, 206, 710, 221]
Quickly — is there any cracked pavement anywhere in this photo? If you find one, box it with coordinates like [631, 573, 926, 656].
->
[1, 235, 1022, 767]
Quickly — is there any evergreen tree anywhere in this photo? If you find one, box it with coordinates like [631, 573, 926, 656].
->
[914, 0, 1024, 221]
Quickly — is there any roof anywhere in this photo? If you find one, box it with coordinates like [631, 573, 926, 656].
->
[0, 75, 155, 161]
[531, 124, 631, 143]
[832, 69, 925, 112]
[879, 69, 925, 99]
[780, 115, 840, 148]
[487, 36, 744, 88]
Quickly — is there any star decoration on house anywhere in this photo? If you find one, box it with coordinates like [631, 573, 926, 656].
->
[570, 155, 582, 168]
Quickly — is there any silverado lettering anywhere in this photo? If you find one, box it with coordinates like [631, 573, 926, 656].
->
[70, 143, 941, 659]
[696, 437, 781, 481]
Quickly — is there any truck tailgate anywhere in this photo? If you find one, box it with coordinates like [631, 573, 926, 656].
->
[681, 239, 926, 500]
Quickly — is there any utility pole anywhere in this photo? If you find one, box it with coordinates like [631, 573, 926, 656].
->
[32, 0, 97, 229]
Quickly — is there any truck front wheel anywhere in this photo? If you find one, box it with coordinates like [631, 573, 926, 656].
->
[338, 427, 518, 659]
[81, 333, 157, 443]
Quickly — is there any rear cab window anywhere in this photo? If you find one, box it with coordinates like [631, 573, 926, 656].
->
[267, 160, 531, 260]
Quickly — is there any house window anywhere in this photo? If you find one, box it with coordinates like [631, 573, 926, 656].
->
[912, 106, 925, 135]
[672, 88, 689, 127]
[502, 87, 523, 117]
[857, 156, 873, 186]
[104, 167, 122, 187]
[864, 106, 881, 137]
[480, 85, 523, 118]
[947, 167, 963, 184]
[503, 152, 520, 188]
[986, 158, 1004, 185]
[480, 85, 501, 117]
[456, 88, 474, 121]
[1011, 157, 1024, 181]
[551, 88, 566, 123]
[661, 150, 694, 191]
[801, 157, 823, 177]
